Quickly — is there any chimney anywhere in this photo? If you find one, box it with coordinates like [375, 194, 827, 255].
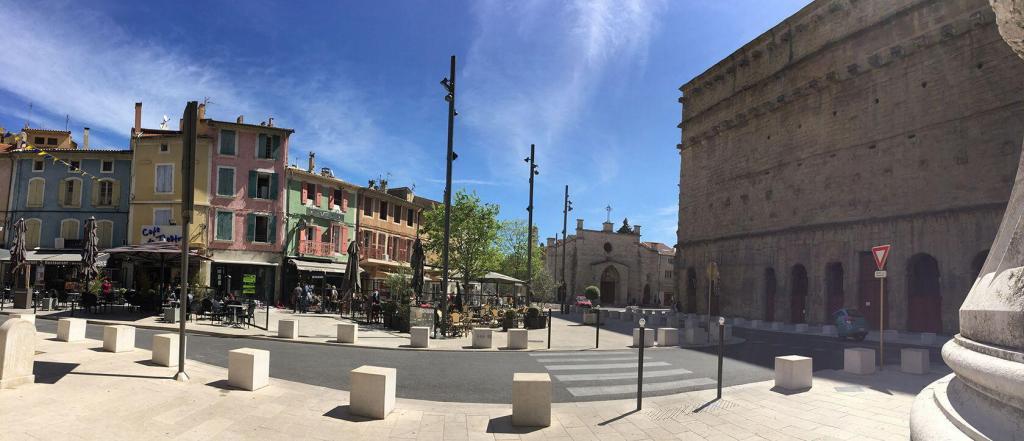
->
[236, 115, 244, 124]
[633, 225, 641, 235]
[134, 102, 142, 134]
[547, 238, 555, 247]
[83, 127, 90, 150]
[576, 219, 584, 231]
[602, 221, 613, 232]
[198, 103, 206, 120]
[308, 152, 315, 172]
[267, 117, 275, 127]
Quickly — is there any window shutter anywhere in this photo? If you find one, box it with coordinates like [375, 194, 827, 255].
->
[257, 134, 267, 158]
[314, 184, 321, 207]
[112, 180, 121, 206]
[91, 180, 99, 207]
[248, 171, 257, 198]
[271, 135, 281, 159]
[268, 215, 277, 244]
[313, 226, 321, 243]
[73, 180, 82, 207]
[328, 189, 335, 208]
[300, 182, 308, 204]
[340, 226, 348, 252]
[246, 213, 256, 242]
[270, 173, 279, 200]
[342, 191, 349, 211]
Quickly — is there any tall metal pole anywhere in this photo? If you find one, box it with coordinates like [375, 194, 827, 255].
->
[440, 55, 456, 333]
[561, 185, 569, 313]
[879, 277, 885, 370]
[525, 144, 536, 306]
[176, 100, 198, 383]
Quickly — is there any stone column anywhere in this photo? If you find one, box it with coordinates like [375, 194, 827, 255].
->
[910, 2, 1024, 438]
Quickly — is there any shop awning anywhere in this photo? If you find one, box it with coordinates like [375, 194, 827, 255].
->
[213, 259, 279, 267]
[0, 250, 80, 264]
[290, 259, 347, 274]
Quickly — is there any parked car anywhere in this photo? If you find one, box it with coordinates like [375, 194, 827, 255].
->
[574, 296, 593, 308]
[833, 308, 868, 341]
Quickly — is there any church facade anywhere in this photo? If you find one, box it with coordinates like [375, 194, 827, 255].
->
[545, 218, 676, 306]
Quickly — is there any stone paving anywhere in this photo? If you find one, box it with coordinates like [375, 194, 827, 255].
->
[0, 328, 943, 440]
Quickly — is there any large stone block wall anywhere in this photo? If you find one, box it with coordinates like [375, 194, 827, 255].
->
[676, 0, 1024, 333]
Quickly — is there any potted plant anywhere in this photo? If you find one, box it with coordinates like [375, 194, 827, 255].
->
[502, 309, 517, 331]
[382, 301, 398, 329]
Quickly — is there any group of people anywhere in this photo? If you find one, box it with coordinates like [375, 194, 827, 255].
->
[292, 283, 342, 314]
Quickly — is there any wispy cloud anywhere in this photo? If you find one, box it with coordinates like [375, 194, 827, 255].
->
[426, 178, 498, 186]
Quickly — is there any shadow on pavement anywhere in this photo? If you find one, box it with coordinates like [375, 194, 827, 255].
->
[33, 360, 78, 384]
[486, 415, 542, 434]
[69, 371, 169, 380]
[323, 405, 373, 423]
[598, 409, 639, 426]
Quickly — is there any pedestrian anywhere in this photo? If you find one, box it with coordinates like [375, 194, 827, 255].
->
[293, 285, 303, 313]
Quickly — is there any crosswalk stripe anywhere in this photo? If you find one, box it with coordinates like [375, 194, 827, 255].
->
[544, 361, 670, 371]
[535, 356, 650, 363]
[529, 351, 631, 357]
[565, 377, 716, 397]
[554, 367, 693, 382]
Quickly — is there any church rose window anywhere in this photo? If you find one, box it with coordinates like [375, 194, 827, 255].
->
[603, 242, 612, 253]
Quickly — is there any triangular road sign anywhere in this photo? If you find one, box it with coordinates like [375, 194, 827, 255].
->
[872, 245, 891, 270]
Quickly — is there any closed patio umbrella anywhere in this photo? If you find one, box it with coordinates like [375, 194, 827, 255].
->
[342, 239, 361, 320]
[8, 218, 29, 311]
[81, 217, 100, 288]
[410, 237, 425, 303]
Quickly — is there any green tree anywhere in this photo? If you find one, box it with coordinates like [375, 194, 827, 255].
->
[495, 219, 547, 303]
[421, 190, 502, 294]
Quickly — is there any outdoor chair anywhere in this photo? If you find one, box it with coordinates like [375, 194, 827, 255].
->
[239, 302, 256, 328]
[210, 303, 225, 324]
[188, 300, 204, 322]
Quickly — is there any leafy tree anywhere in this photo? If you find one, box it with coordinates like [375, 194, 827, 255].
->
[495, 219, 548, 303]
[421, 190, 502, 295]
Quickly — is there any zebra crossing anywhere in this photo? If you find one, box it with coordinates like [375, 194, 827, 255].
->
[531, 351, 716, 399]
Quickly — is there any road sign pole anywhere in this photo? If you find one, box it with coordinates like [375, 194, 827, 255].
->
[879, 277, 884, 370]
[547, 308, 552, 349]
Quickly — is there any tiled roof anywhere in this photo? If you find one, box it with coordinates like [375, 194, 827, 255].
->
[24, 128, 71, 135]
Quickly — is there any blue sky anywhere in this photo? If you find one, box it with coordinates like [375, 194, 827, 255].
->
[0, 0, 810, 245]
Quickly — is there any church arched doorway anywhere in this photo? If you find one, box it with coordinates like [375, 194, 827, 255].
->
[764, 268, 776, 321]
[825, 262, 844, 317]
[790, 264, 808, 323]
[686, 267, 697, 312]
[907, 253, 942, 333]
[642, 284, 651, 305]
[600, 266, 618, 305]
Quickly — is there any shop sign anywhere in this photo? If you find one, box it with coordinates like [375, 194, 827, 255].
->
[242, 274, 257, 295]
[142, 225, 183, 243]
[306, 206, 346, 222]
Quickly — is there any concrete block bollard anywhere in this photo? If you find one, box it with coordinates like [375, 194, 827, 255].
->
[228, 348, 270, 391]
[770, 322, 783, 330]
[152, 333, 179, 367]
[507, 329, 528, 350]
[608, 310, 620, 320]
[409, 327, 430, 348]
[733, 318, 745, 327]
[774, 355, 812, 390]
[844, 348, 876, 374]
[102, 325, 135, 353]
[920, 332, 936, 345]
[350, 365, 397, 419]
[278, 320, 299, 339]
[901, 348, 930, 374]
[10, 313, 35, 325]
[683, 328, 707, 345]
[163, 307, 180, 324]
[821, 325, 838, 337]
[0, 319, 35, 389]
[657, 328, 679, 347]
[794, 324, 808, 333]
[472, 329, 493, 349]
[337, 323, 358, 344]
[710, 325, 733, 342]
[582, 311, 598, 325]
[632, 328, 655, 347]
[683, 318, 697, 329]
[512, 373, 551, 427]
[749, 319, 762, 328]
[882, 329, 899, 340]
[57, 318, 86, 342]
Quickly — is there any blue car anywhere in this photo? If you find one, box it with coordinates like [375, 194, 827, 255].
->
[833, 308, 868, 341]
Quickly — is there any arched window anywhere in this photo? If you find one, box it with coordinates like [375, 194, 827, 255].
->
[24, 219, 41, 249]
[60, 218, 81, 240]
[96, 220, 114, 249]
[26, 178, 45, 208]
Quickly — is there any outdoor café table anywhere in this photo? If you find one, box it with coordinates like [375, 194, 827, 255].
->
[226, 304, 244, 328]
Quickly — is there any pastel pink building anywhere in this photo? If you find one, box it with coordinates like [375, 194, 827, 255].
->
[201, 109, 291, 303]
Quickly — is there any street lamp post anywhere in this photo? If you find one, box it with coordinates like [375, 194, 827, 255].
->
[524, 144, 538, 305]
[560, 185, 572, 313]
[440, 55, 458, 335]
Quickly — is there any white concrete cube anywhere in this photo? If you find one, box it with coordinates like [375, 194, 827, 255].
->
[0, 319, 35, 389]
[163, 307, 180, 324]
[10, 314, 34, 325]
[709, 325, 733, 342]
[512, 373, 551, 427]
[683, 328, 707, 345]
[350, 365, 397, 419]
[57, 318, 86, 342]
[683, 318, 697, 329]
[844, 348, 876, 375]
[507, 329, 528, 350]
[228, 348, 269, 391]
[278, 319, 299, 339]
[609, 310, 620, 320]
[770, 322, 783, 330]
[102, 325, 135, 353]
[901, 348, 930, 375]
[821, 325, 838, 337]
[582, 312, 598, 325]
[337, 323, 357, 344]
[152, 333, 179, 367]
[882, 330, 899, 339]
[409, 327, 429, 348]
[774, 355, 813, 390]
[472, 328, 493, 349]
[920, 332, 936, 345]
[657, 328, 679, 347]
[733, 318, 745, 327]
[749, 319, 762, 328]
[632, 328, 655, 347]
[794, 324, 808, 333]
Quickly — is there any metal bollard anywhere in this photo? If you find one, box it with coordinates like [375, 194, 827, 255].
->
[717, 316, 724, 399]
[637, 317, 646, 411]
[595, 309, 601, 349]
[547, 309, 552, 349]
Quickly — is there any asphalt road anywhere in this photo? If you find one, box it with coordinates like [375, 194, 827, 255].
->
[10, 317, 946, 404]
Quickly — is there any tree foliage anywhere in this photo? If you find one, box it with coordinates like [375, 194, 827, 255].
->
[421, 190, 502, 289]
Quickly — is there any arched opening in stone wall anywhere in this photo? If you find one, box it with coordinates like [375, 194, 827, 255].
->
[686, 267, 697, 312]
[825, 262, 845, 317]
[790, 264, 808, 323]
[858, 251, 888, 329]
[642, 284, 651, 306]
[600, 266, 618, 305]
[971, 249, 989, 281]
[907, 253, 942, 333]
[764, 267, 777, 321]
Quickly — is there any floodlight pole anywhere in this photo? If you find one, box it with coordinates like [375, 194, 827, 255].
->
[560, 185, 570, 313]
[440, 55, 456, 335]
[525, 144, 537, 305]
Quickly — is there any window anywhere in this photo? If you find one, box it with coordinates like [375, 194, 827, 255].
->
[394, 204, 402, 224]
[47, 137, 57, 146]
[379, 201, 388, 220]
[96, 221, 113, 248]
[60, 219, 80, 240]
[33, 137, 44, 145]
[32, 160, 44, 172]
[363, 196, 373, 216]
[154, 208, 172, 226]
[304, 182, 317, 205]
[26, 178, 44, 207]
[249, 172, 276, 199]
[256, 134, 280, 159]
[321, 226, 332, 243]
[215, 211, 234, 241]
[333, 189, 344, 210]
[69, 161, 80, 171]
[216, 167, 235, 196]
[407, 208, 414, 226]
[101, 160, 114, 173]
[61, 178, 82, 207]
[97, 180, 114, 206]
[247, 214, 275, 243]
[25, 219, 41, 249]
[333, 225, 342, 253]
[159, 143, 169, 153]
[664, 270, 673, 279]
[219, 130, 236, 155]
[155, 164, 173, 193]
[304, 226, 315, 241]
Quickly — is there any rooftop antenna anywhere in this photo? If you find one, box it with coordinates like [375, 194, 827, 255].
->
[65, 114, 69, 131]
[605, 205, 612, 223]
[26, 102, 33, 129]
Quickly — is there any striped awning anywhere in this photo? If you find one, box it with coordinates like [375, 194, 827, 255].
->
[290, 259, 347, 274]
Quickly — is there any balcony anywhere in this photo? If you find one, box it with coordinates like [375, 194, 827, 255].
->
[359, 246, 410, 263]
[298, 240, 336, 257]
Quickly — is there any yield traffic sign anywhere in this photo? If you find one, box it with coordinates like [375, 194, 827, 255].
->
[872, 245, 891, 270]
